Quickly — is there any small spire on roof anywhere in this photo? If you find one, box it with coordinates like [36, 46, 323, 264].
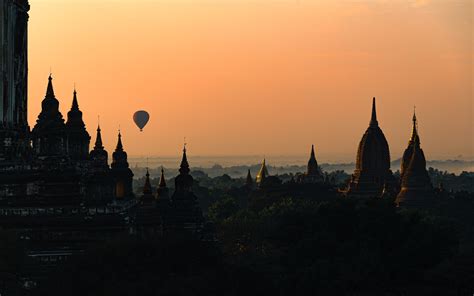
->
[115, 130, 123, 151]
[159, 167, 167, 188]
[179, 143, 190, 175]
[45, 74, 55, 98]
[370, 97, 378, 127]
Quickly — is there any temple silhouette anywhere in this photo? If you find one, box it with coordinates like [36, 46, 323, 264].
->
[0, 0, 437, 284]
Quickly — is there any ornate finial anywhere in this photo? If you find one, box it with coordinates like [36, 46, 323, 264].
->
[46, 74, 55, 98]
[410, 106, 420, 144]
[179, 143, 190, 175]
[370, 97, 378, 127]
[94, 121, 103, 149]
[115, 129, 123, 151]
[71, 87, 79, 110]
[413, 105, 417, 124]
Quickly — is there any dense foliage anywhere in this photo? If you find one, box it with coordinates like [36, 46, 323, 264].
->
[35, 193, 474, 295]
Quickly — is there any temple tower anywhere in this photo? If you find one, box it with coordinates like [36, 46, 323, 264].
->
[110, 131, 134, 199]
[31, 75, 67, 159]
[302, 145, 324, 183]
[86, 125, 113, 201]
[168, 145, 203, 234]
[156, 167, 169, 201]
[256, 158, 268, 187]
[89, 125, 108, 169]
[346, 98, 395, 198]
[0, 0, 30, 161]
[396, 112, 434, 207]
[140, 168, 154, 203]
[245, 169, 254, 189]
[65, 89, 90, 161]
[400, 109, 420, 181]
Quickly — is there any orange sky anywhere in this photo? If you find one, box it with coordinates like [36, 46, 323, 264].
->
[27, 0, 473, 162]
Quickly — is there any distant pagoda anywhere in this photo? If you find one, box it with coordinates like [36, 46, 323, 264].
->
[245, 169, 254, 189]
[300, 145, 324, 184]
[346, 98, 395, 198]
[256, 158, 269, 187]
[111, 131, 134, 199]
[396, 111, 434, 207]
[156, 167, 169, 201]
[400, 109, 420, 181]
[167, 145, 203, 235]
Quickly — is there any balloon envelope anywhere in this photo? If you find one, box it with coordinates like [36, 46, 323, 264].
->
[133, 111, 150, 131]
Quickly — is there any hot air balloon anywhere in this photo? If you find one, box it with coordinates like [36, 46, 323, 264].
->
[133, 110, 150, 132]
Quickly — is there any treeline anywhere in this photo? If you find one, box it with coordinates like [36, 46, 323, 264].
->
[36, 188, 474, 295]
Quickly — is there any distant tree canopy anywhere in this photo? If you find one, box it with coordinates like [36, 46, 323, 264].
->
[216, 197, 466, 295]
[38, 195, 474, 296]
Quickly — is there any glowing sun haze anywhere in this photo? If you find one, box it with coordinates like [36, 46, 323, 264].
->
[27, 0, 472, 161]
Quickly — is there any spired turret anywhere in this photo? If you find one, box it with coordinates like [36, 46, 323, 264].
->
[167, 145, 203, 235]
[65, 89, 90, 161]
[396, 113, 434, 208]
[400, 109, 420, 181]
[111, 131, 134, 199]
[347, 98, 395, 198]
[136, 168, 163, 237]
[256, 158, 269, 187]
[302, 145, 324, 183]
[31, 75, 67, 158]
[89, 125, 109, 170]
[85, 125, 113, 201]
[245, 169, 254, 189]
[140, 168, 154, 204]
[156, 167, 169, 201]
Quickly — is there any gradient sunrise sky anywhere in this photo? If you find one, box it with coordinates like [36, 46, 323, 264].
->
[27, 0, 472, 161]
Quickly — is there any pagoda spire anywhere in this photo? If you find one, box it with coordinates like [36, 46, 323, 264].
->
[66, 88, 86, 127]
[179, 144, 190, 175]
[306, 144, 322, 179]
[38, 74, 62, 119]
[115, 130, 124, 151]
[370, 97, 378, 127]
[143, 168, 153, 196]
[396, 113, 433, 208]
[46, 74, 55, 99]
[409, 107, 420, 144]
[71, 88, 79, 111]
[310, 145, 316, 161]
[246, 169, 253, 187]
[156, 166, 169, 201]
[159, 167, 167, 188]
[256, 158, 268, 185]
[94, 125, 104, 150]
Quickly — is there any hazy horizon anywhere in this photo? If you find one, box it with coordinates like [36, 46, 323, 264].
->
[27, 0, 473, 158]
